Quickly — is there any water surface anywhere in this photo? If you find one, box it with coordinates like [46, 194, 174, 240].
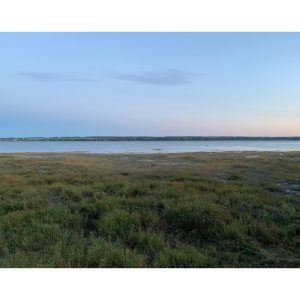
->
[0, 140, 300, 154]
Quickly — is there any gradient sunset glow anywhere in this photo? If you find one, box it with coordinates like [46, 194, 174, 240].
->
[1, 33, 299, 137]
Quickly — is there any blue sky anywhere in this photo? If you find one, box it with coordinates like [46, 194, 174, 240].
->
[0, 33, 300, 137]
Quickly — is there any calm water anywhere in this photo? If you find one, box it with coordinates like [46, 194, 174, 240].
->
[0, 140, 300, 154]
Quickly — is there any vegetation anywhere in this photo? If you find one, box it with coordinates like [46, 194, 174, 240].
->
[0, 152, 299, 267]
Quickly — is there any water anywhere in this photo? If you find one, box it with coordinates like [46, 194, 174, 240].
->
[0, 140, 299, 154]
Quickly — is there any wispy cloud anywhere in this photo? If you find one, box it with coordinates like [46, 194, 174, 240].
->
[20, 72, 96, 82]
[110, 69, 196, 86]
[20, 69, 197, 86]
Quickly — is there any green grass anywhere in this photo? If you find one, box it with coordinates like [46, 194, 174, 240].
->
[0, 152, 299, 267]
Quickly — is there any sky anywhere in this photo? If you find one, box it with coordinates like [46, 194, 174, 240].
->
[0, 32, 300, 137]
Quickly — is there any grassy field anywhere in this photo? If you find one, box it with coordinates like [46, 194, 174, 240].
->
[0, 151, 299, 267]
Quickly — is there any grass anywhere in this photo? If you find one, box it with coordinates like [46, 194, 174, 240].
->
[0, 151, 299, 267]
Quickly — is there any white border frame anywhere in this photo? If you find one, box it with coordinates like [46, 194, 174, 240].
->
[0, 1, 299, 299]
[0, 0, 300, 31]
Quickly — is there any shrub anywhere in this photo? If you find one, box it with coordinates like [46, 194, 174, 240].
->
[99, 209, 140, 240]
[60, 186, 82, 203]
[0, 202, 25, 215]
[87, 239, 146, 267]
[155, 245, 214, 267]
[127, 231, 166, 258]
[165, 201, 228, 243]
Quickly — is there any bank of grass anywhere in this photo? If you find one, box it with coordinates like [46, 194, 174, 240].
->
[0, 152, 299, 267]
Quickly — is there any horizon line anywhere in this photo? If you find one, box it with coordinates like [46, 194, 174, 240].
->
[1, 135, 300, 139]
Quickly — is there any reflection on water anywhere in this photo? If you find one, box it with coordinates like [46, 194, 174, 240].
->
[0, 140, 300, 154]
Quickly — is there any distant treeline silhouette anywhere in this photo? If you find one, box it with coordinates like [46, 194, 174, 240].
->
[1, 136, 300, 141]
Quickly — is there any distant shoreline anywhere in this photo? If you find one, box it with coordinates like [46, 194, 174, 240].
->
[1, 136, 300, 142]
